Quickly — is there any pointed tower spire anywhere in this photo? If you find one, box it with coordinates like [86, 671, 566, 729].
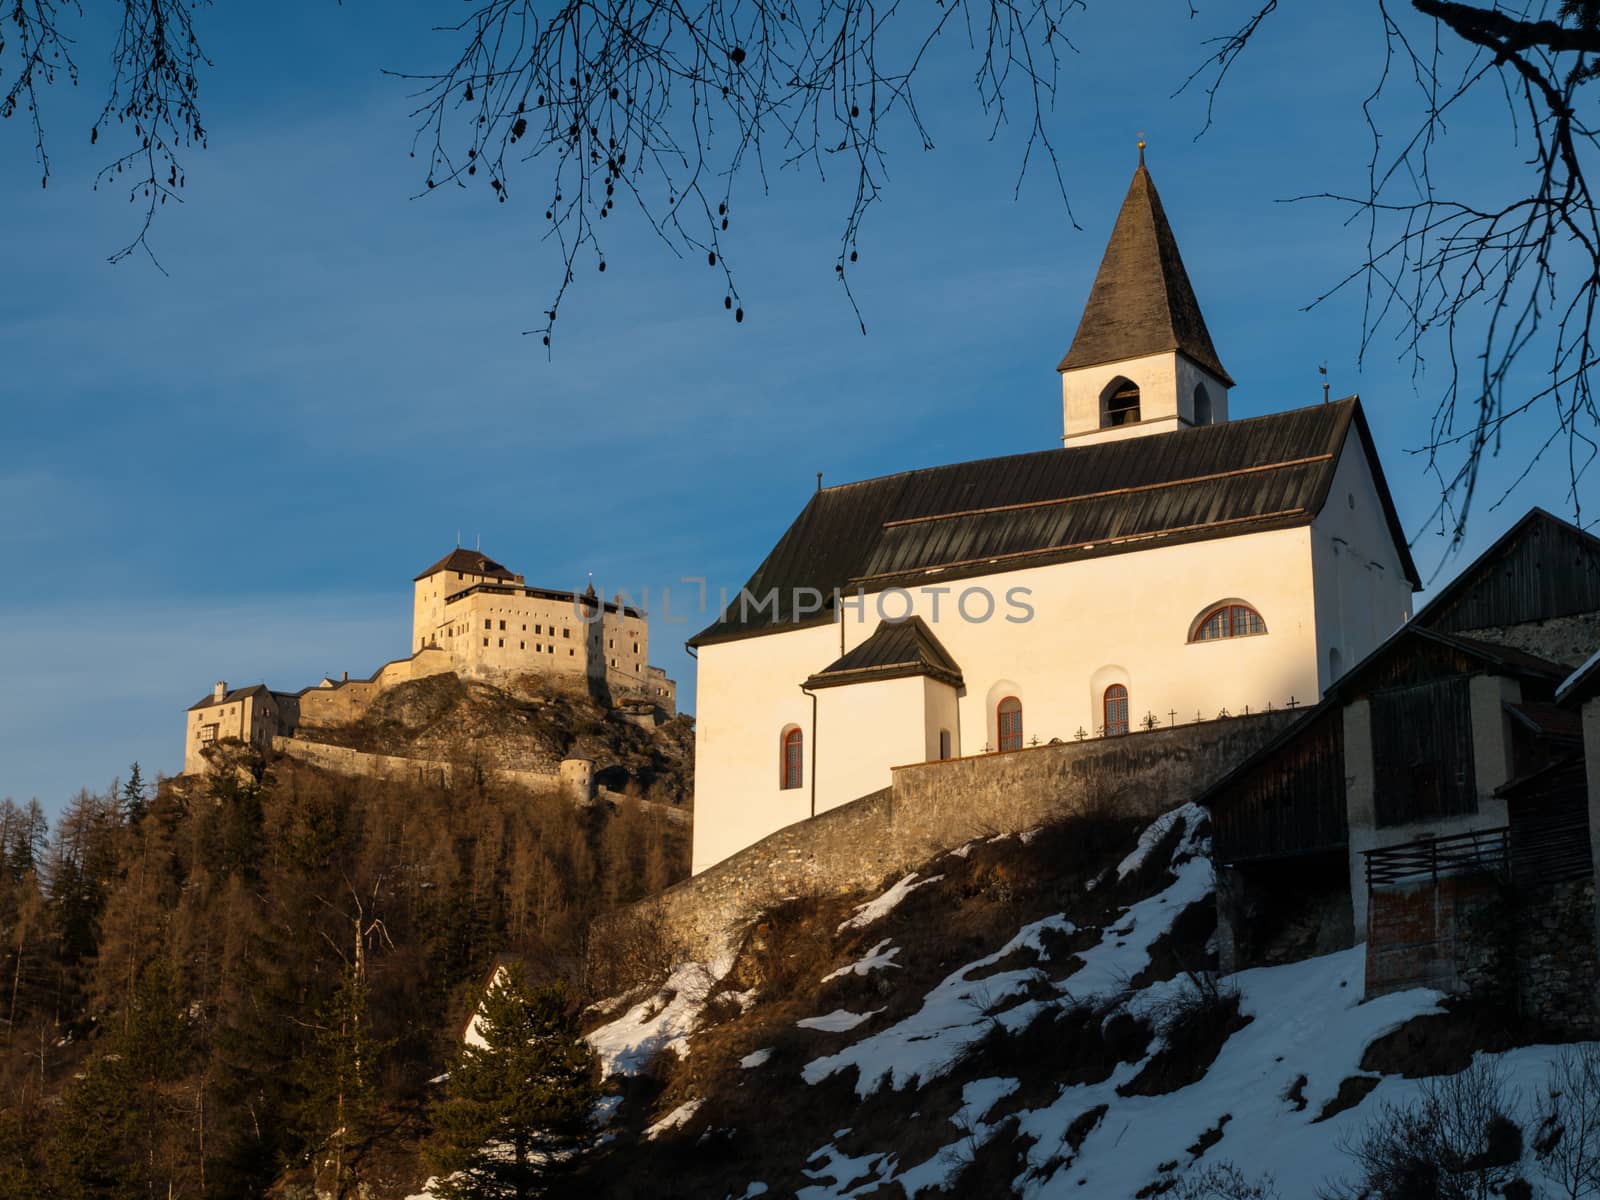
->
[1058, 160, 1231, 384]
[1056, 154, 1235, 446]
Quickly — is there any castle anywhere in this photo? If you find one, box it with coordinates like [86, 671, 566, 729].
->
[183, 548, 676, 774]
[688, 157, 1419, 874]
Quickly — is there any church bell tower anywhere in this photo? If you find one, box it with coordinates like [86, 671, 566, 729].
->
[1058, 147, 1233, 446]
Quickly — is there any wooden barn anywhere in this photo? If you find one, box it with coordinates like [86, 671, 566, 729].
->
[1207, 507, 1600, 996]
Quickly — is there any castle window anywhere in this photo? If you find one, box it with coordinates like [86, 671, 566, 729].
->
[997, 697, 1023, 751]
[483, 638, 489, 647]
[201, 723, 218, 743]
[781, 728, 804, 789]
[1102, 378, 1141, 428]
[1193, 383, 1213, 426]
[1103, 685, 1129, 736]
[520, 641, 525, 650]
[484, 619, 491, 630]
[499, 620, 506, 630]
[1189, 602, 1267, 642]
[564, 628, 570, 638]
[498, 638, 503, 648]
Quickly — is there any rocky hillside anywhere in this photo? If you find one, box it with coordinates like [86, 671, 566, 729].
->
[526, 802, 1599, 1199]
[293, 672, 694, 804]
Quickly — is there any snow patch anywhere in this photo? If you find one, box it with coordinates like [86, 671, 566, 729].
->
[740, 1048, 773, 1069]
[823, 939, 901, 982]
[1116, 802, 1208, 881]
[587, 956, 732, 1078]
[838, 873, 943, 933]
[799, 1008, 883, 1033]
[645, 1099, 703, 1139]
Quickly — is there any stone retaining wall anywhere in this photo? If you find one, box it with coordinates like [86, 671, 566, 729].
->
[645, 709, 1299, 960]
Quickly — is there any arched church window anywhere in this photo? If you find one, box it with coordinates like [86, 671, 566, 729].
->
[1102, 379, 1141, 428]
[1193, 383, 1213, 426]
[780, 727, 804, 790]
[997, 697, 1023, 752]
[1189, 602, 1268, 642]
[1103, 685, 1129, 736]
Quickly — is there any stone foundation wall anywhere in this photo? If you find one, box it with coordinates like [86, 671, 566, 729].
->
[1458, 613, 1600, 670]
[1514, 877, 1600, 1037]
[646, 709, 1298, 960]
[1365, 873, 1512, 1001]
[271, 736, 562, 796]
[1366, 872, 1599, 1034]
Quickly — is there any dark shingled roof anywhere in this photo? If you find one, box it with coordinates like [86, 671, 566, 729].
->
[690, 397, 1418, 647]
[804, 616, 964, 690]
[414, 548, 518, 582]
[1057, 165, 1233, 386]
[1505, 700, 1583, 741]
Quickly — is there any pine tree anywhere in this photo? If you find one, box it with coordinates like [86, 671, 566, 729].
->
[427, 965, 596, 1199]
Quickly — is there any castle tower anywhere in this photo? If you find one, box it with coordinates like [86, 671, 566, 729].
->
[1058, 152, 1234, 446]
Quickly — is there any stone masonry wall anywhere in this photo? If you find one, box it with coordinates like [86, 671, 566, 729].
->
[1514, 877, 1600, 1037]
[1365, 873, 1513, 1001]
[272, 736, 563, 796]
[647, 709, 1299, 960]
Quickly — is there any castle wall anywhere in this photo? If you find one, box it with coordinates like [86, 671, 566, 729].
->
[271, 735, 564, 796]
[294, 648, 455, 727]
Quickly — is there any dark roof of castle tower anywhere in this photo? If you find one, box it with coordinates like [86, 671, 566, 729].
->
[414, 548, 518, 582]
[689, 397, 1418, 647]
[804, 616, 964, 690]
[1057, 164, 1233, 386]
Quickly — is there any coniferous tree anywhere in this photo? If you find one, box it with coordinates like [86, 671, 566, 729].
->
[427, 966, 596, 1199]
[120, 762, 147, 826]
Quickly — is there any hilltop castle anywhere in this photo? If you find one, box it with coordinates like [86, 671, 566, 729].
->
[183, 549, 676, 773]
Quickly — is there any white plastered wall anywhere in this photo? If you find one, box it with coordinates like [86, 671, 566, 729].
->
[1061, 351, 1231, 446]
[692, 521, 1333, 873]
[1309, 426, 1416, 692]
[815, 675, 937, 818]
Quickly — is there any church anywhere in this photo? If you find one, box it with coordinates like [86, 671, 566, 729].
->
[687, 159, 1420, 875]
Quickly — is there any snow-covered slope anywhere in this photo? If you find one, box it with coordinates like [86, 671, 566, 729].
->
[577, 806, 1598, 1198]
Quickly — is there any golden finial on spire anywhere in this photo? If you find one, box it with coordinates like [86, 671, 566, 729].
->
[1137, 132, 1146, 167]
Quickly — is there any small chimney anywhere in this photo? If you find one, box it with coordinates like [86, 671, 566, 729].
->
[341, 670, 349, 682]
[213, 681, 227, 703]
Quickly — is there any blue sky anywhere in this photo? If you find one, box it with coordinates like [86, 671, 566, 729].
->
[1, 2, 1589, 813]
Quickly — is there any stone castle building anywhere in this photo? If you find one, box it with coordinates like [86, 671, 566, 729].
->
[183, 548, 676, 774]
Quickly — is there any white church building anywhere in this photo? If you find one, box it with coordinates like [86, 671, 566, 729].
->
[688, 160, 1421, 875]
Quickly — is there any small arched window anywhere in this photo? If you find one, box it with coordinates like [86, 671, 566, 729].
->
[1189, 602, 1268, 642]
[1103, 685, 1129, 736]
[997, 697, 1023, 752]
[1193, 383, 1213, 426]
[1102, 379, 1141, 428]
[780, 728, 804, 790]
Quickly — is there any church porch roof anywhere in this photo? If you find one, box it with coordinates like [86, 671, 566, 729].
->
[804, 616, 964, 690]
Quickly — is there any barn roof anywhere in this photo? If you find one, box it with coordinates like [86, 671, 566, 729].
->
[804, 616, 964, 690]
[1057, 163, 1233, 386]
[690, 397, 1417, 647]
[414, 548, 518, 582]
[1412, 507, 1600, 634]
